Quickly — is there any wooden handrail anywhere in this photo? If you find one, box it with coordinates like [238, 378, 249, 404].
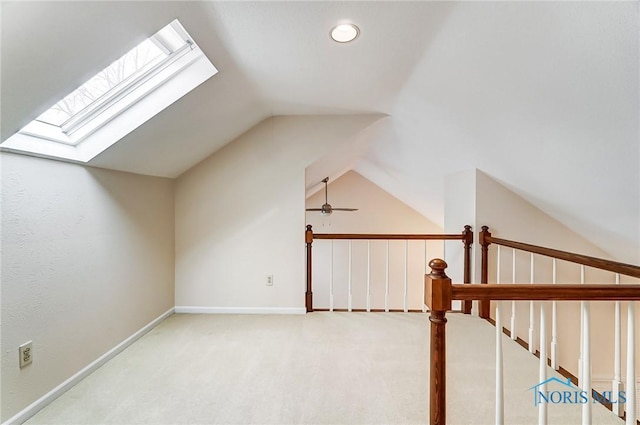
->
[451, 283, 640, 301]
[305, 225, 473, 312]
[313, 233, 465, 240]
[424, 258, 640, 425]
[484, 233, 640, 279]
[477, 226, 640, 319]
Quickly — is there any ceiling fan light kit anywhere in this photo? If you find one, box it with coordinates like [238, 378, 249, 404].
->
[306, 177, 358, 215]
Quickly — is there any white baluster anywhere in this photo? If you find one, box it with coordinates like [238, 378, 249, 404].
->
[404, 240, 408, 313]
[366, 240, 371, 313]
[582, 301, 591, 425]
[625, 302, 636, 425]
[529, 253, 535, 354]
[348, 240, 352, 312]
[551, 259, 558, 370]
[511, 249, 517, 340]
[613, 274, 623, 417]
[330, 240, 334, 312]
[496, 245, 504, 425]
[496, 301, 504, 425]
[385, 240, 389, 313]
[539, 303, 548, 425]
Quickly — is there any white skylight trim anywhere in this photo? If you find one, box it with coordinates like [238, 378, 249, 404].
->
[1, 19, 217, 163]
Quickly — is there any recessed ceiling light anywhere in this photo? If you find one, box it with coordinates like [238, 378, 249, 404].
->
[330, 23, 359, 43]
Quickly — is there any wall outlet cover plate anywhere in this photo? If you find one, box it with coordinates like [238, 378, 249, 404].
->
[19, 341, 33, 368]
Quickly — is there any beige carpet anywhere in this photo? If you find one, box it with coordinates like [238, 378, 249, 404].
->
[26, 313, 623, 425]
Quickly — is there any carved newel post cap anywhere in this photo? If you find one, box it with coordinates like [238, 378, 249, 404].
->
[306, 224, 312, 231]
[481, 225, 489, 232]
[429, 259, 448, 277]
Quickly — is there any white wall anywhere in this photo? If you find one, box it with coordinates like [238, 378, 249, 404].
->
[443, 169, 477, 311]
[0, 153, 175, 422]
[305, 171, 443, 311]
[174, 115, 382, 312]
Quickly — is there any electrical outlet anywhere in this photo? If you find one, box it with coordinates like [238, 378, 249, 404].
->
[19, 341, 33, 368]
[266, 275, 274, 286]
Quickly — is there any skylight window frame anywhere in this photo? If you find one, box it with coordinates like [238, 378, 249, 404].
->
[58, 41, 194, 141]
[54, 52, 172, 135]
[34, 38, 168, 130]
[21, 22, 193, 147]
[1, 19, 218, 163]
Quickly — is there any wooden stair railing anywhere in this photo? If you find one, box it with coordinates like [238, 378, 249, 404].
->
[478, 226, 640, 319]
[424, 259, 640, 425]
[475, 226, 640, 424]
[305, 225, 473, 312]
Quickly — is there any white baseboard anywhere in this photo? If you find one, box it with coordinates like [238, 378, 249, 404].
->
[2, 307, 175, 425]
[174, 306, 306, 315]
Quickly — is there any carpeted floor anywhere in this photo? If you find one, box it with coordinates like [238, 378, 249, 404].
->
[26, 312, 623, 424]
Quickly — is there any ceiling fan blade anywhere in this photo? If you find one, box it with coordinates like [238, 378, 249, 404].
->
[306, 177, 358, 213]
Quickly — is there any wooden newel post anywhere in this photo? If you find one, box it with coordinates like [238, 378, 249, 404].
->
[479, 226, 491, 319]
[425, 259, 452, 425]
[462, 225, 473, 314]
[305, 225, 314, 312]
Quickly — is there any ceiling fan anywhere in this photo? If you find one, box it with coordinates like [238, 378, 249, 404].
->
[306, 177, 358, 215]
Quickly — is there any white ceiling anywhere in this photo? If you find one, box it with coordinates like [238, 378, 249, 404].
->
[2, 1, 638, 261]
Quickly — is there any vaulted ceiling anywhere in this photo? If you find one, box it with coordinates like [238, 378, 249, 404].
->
[2, 1, 638, 261]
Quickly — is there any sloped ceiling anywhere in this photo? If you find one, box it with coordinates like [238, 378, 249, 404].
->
[1, 1, 638, 261]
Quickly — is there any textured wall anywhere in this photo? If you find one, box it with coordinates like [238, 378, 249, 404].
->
[443, 168, 478, 311]
[174, 115, 382, 311]
[0, 153, 175, 421]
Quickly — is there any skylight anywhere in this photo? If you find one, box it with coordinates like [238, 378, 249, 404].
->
[36, 38, 165, 128]
[1, 19, 218, 162]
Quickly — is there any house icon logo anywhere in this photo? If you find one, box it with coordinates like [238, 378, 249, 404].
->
[527, 377, 577, 407]
[527, 377, 626, 407]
